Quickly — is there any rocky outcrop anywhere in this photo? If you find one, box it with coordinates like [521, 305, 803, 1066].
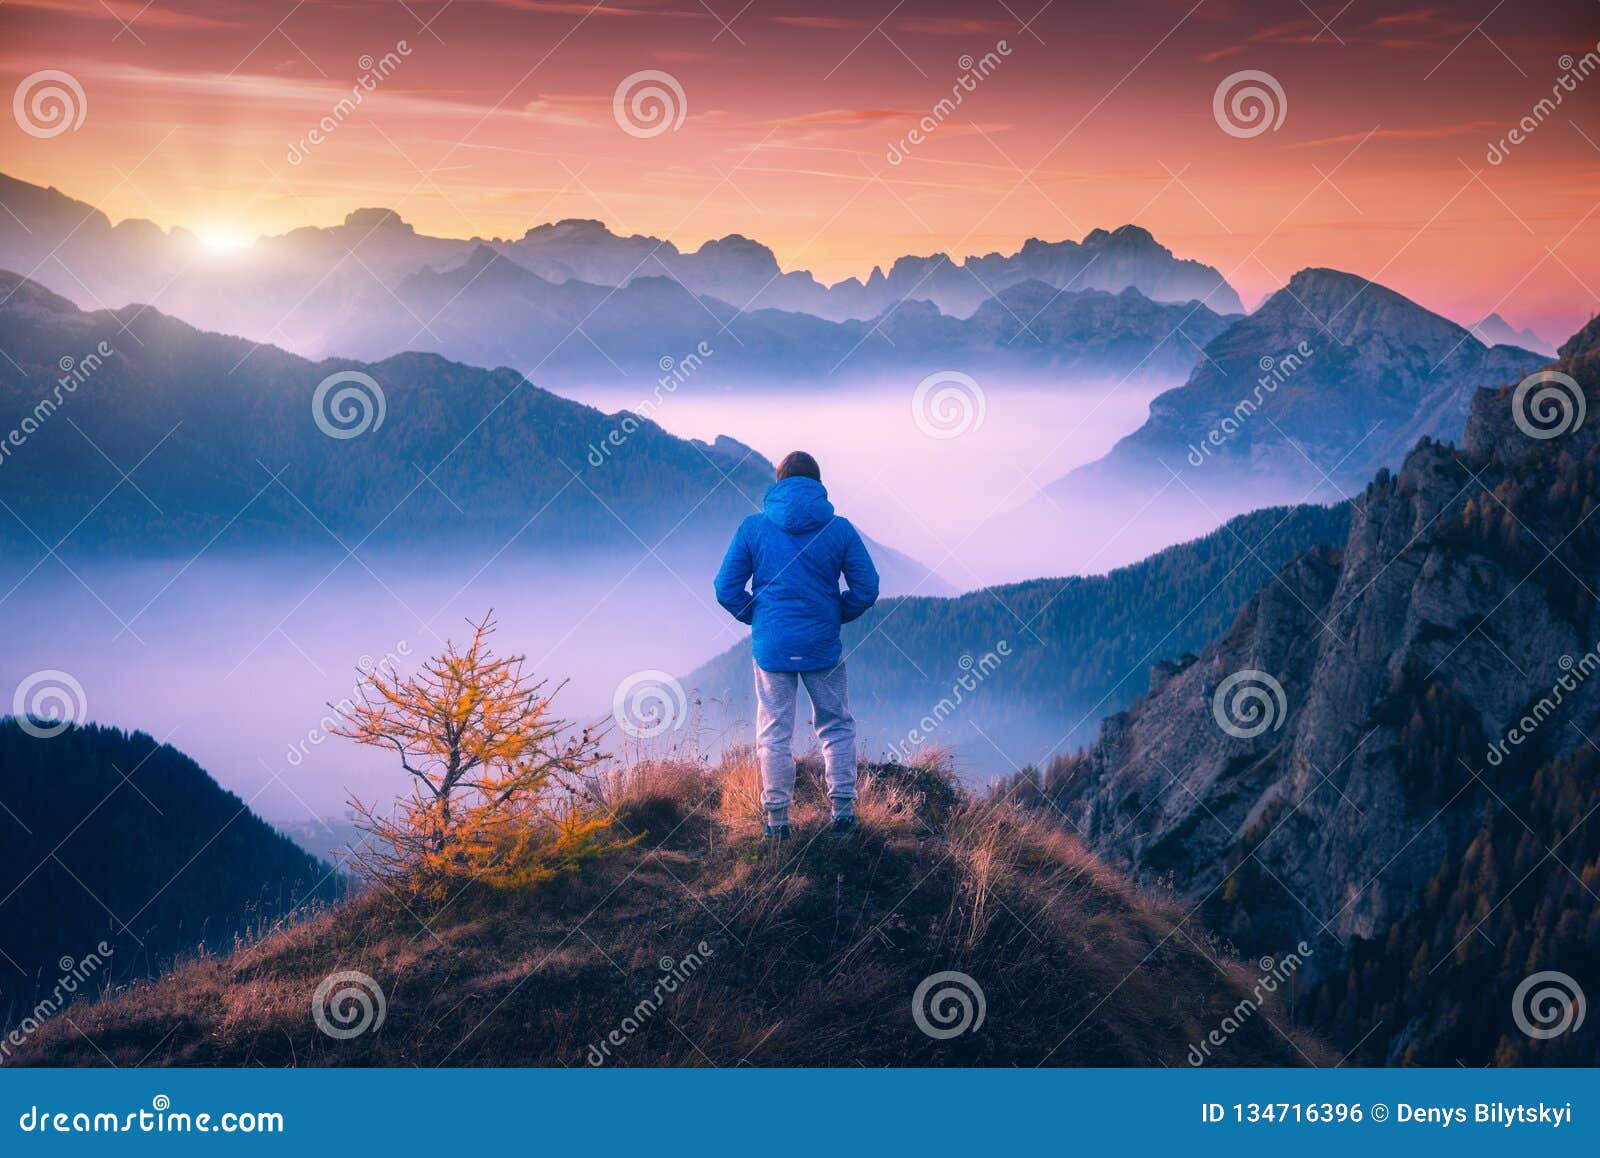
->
[1052, 317, 1600, 990]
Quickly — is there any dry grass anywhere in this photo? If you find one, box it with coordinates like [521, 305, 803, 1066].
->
[13, 753, 1330, 1068]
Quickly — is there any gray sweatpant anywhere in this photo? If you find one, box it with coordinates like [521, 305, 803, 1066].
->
[753, 660, 856, 823]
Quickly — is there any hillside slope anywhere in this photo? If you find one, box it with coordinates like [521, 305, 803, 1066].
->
[12, 758, 1325, 1067]
[1027, 318, 1600, 1065]
[0, 270, 939, 592]
[687, 502, 1351, 776]
[0, 721, 341, 1026]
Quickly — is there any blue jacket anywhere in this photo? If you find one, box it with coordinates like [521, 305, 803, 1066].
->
[714, 477, 880, 672]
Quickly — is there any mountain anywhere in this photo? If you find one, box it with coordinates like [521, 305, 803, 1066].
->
[502, 217, 1245, 320]
[0, 270, 940, 592]
[8, 755, 1323, 1066]
[0, 720, 341, 1026]
[362, 248, 1236, 386]
[0, 172, 1240, 378]
[1021, 318, 1600, 1065]
[970, 267, 1550, 583]
[1471, 312, 1555, 356]
[806, 224, 1244, 320]
[684, 502, 1351, 776]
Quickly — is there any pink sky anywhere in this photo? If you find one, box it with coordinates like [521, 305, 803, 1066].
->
[2, 0, 1598, 340]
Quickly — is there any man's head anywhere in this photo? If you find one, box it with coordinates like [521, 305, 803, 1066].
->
[776, 451, 821, 482]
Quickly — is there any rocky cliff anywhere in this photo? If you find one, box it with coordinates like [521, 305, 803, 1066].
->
[1030, 316, 1600, 1063]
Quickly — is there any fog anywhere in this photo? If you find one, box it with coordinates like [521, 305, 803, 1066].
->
[1, 550, 743, 823]
[4, 371, 1252, 826]
[562, 374, 1177, 586]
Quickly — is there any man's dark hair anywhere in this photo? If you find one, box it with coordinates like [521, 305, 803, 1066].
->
[776, 451, 821, 482]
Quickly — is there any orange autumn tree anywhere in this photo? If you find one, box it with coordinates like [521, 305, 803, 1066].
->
[332, 613, 623, 890]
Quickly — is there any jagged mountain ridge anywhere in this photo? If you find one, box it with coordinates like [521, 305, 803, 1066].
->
[0, 171, 1240, 377]
[370, 246, 1236, 384]
[1472, 312, 1555, 356]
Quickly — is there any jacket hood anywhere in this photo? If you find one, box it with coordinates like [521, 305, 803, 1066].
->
[762, 476, 834, 535]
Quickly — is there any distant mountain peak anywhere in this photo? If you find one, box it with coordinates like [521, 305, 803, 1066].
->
[1078, 224, 1161, 250]
[1262, 267, 1455, 339]
[1470, 311, 1555, 356]
[691, 233, 780, 271]
[342, 207, 413, 234]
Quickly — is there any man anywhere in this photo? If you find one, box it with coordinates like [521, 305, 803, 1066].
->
[714, 451, 879, 839]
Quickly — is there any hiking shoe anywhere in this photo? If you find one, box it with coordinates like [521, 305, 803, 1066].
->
[763, 822, 791, 841]
[830, 814, 857, 836]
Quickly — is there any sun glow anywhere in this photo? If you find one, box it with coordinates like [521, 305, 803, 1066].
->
[194, 225, 255, 254]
